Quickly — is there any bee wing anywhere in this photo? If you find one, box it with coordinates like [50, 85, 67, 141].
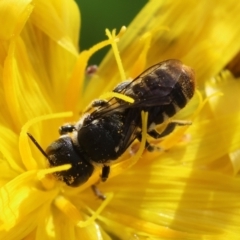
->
[89, 93, 172, 120]
[113, 108, 142, 156]
[113, 61, 180, 107]
[90, 60, 181, 118]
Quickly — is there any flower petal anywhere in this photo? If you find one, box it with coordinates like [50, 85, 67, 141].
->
[99, 0, 240, 85]
[0, 170, 58, 238]
[0, 0, 33, 40]
[3, 38, 53, 130]
[99, 164, 240, 237]
[30, 0, 79, 55]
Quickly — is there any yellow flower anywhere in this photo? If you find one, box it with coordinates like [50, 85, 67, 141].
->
[1, 0, 240, 239]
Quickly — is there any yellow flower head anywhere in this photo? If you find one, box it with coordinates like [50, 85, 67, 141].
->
[1, 0, 240, 239]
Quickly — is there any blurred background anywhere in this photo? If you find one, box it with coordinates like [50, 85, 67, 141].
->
[75, 0, 147, 65]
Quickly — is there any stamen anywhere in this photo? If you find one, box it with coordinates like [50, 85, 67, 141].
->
[129, 32, 152, 77]
[160, 90, 223, 150]
[105, 28, 126, 81]
[54, 195, 85, 224]
[99, 92, 134, 104]
[77, 192, 114, 228]
[125, 111, 148, 168]
[113, 111, 148, 174]
[20, 112, 73, 170]
[38, 164, 72, 178]
[192, 89, 223, 120]
[116, 26, 127, 38]
[54, 193, 114, 228]
[161, 90, 203, 149]
[37, 164, 72, 190]
[65, 38, 117, 111]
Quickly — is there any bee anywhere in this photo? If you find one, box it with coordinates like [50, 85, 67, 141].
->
[28, 59, 195, 187]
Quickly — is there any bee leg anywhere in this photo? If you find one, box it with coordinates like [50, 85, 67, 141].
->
[91, 185, 106, 200]
[137, 134, 162, 152]
[91, 165, 110, 200]
[100, 165, 110, 182]
[85, 99, 109, 112]
[92, 99, 109, 108]
[145, 141, 162, 152]
[148, 120, 192, 139]
[59, 124, 76, 135]
[171, 120, 192, 126]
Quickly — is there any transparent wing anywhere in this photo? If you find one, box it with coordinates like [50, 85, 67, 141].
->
[90, 60, 180, 119]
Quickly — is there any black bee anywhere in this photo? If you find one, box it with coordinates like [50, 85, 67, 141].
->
[28, 59, 195, 187]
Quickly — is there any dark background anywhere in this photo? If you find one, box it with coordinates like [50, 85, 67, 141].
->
[75, 0, 147, 64]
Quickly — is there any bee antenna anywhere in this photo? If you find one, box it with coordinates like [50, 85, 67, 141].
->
[27, 132, 49, 159]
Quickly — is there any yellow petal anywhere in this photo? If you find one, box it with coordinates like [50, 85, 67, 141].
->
[3, 38, 52, 131]
[99, 0, 240, 86]
[0, 170, 58, 236]
[98, 164, 240, 237]
[30, 0, 79, 55]
[206, 70, 240, 116]
[0, 126, 23, 179]
[0, 0, 33, 40]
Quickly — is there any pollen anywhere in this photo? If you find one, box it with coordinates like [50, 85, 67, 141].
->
[1, 0, 240, 239]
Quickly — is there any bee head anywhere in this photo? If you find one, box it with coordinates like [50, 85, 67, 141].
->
[27, 133, 94, 187]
